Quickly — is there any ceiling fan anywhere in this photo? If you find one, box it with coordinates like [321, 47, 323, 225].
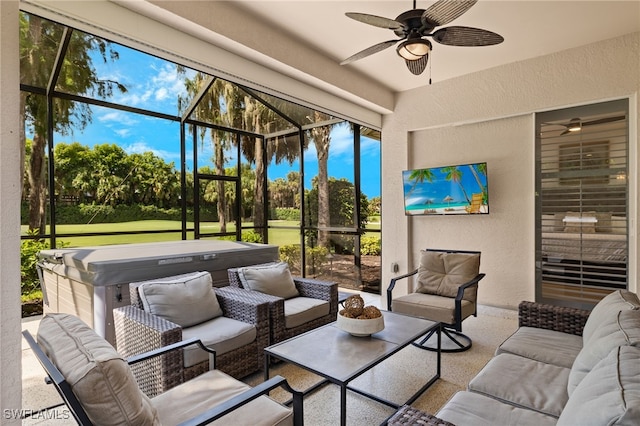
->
[555, 115, 626, 135]
[340, 0, 504, 76]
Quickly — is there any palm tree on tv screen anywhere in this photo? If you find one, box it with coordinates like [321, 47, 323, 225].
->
[406, 168, 436, 196]
[441, 166, 471, 204]
[468, 163, 488, 202]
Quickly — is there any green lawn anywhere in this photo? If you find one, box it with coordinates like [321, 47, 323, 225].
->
[22, 219, 380, 248]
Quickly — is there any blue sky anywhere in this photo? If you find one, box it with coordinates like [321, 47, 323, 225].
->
[39, 44, 381, 198]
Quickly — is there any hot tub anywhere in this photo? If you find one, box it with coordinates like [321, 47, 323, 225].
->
[37, 240, 279, 344]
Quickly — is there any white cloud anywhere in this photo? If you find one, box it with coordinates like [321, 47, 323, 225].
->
[107, 61, 189, 112]
[155, 87, 169, 102]
[98, 110, 138, 126]
[115, 128, 131, 138]
[123, 140, 180, 162]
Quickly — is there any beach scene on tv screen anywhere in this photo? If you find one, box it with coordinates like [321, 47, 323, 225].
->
[403, 163, 489, 215]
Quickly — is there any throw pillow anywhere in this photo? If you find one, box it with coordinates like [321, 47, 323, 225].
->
[37, 313, 159, 424]
[238, 262, 299, 299]
[595, 212, 613, 233]
[137, 271, 223, 328]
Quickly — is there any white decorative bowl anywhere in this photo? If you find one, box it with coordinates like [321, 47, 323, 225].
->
[336, 312, 385, 337]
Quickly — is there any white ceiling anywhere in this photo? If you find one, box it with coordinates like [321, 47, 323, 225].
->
[224, 0, 640, 93]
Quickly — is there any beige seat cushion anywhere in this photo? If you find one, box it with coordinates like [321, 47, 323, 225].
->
[182, 316, 257, 367]
[496, 326, 583, 368]
[436, 391, 557, 426]
[238, 262, 300, 299]
[416, 251, 480, 297]
[558, 346, 640, 426]
[284, 297, 330, 329]
[152, 369, 292, 425]
[37, 313, 159, 425]
[468, 353, 570, 418]
[392, 292, 475, 325]
[137, 271, 223, 327]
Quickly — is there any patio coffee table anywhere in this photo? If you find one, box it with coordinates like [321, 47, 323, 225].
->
[264, 311, 441, 426]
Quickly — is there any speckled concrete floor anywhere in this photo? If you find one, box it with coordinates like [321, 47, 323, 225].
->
[21, 293, 517, 425]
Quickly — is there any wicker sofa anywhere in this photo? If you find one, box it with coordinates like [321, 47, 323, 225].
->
[113, 271, 270, 397]
[390, 290, 640, 425]
[227, 262, 338, 344]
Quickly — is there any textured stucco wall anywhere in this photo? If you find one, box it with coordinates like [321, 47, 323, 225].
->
[382, 32, 640, 310]
[0, 0, 23, 421]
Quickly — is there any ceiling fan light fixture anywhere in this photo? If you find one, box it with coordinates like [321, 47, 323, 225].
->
[567, 118, 582, 132]
[396, 38, 432, 61]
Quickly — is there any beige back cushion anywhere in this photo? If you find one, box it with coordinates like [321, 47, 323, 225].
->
[568, 309, 640, 395]
[137, 271, 223, 328]
[238, 262, 299, 299]
[416, 251, 480, 298]
[582, 290, 640, 344]
[558, 346, 640, 426]
[37, 313, 159, 425]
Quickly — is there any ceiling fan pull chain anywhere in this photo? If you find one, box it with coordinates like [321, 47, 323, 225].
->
[429, 55, 432, 85]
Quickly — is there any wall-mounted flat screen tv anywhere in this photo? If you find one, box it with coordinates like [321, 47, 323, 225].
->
[402, 162, 489, 215]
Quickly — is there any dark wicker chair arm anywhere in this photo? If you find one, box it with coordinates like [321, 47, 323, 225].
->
[215, 286, 270, 326]
[113, 305, 185, 396]
[114, 305, 183, 355]
[178, 375, 303, 426]
[294, 277, 337, 301]
[386, 269, 419, 310]
[518, 301, 590, 336]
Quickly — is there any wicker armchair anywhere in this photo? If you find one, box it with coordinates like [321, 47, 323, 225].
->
[114, 277, 269, 398]
[227, 262, 338, 344]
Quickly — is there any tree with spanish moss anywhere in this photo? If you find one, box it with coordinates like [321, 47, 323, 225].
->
[20, 12, 126, 234]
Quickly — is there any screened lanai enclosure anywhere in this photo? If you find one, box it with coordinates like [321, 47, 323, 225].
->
[19, 11, 382, 293]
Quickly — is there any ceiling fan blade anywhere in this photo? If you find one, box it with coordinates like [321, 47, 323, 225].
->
[422, 0, 478, 26]
[431, 26, 504, 46]
[345, 12, 404, 30]
[340, 39, 401, 65]
[405, 54, 429, 75]
[583, 115, 626, 126]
